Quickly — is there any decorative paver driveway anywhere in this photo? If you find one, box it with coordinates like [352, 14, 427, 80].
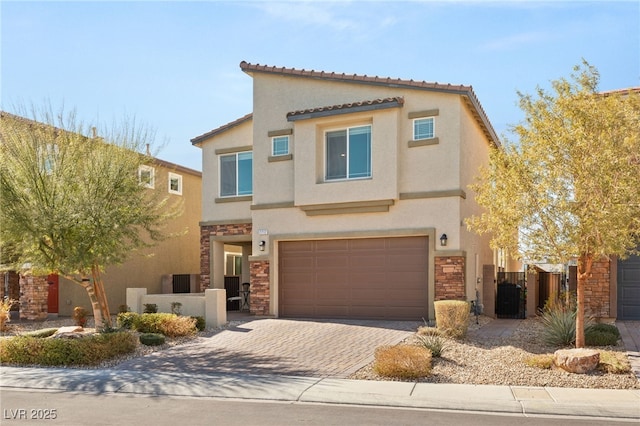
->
[114, 318, 420, 378]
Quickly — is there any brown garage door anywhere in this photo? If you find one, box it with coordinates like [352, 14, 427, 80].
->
[279, 236, 428, 320]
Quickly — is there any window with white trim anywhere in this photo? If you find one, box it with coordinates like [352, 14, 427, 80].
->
[272, 136, 289, 156]
[413, 117, 435, 140]
[168, 172, 182, 195]
[220, 151, 253, 196]
[138, 165, 155, 189]
[325, 125, 371, 181]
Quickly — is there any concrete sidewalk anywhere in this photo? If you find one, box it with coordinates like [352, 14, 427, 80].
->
[1, 366, 638, 421]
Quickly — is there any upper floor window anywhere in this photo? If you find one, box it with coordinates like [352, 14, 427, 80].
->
[326, 125, 371, 181]
[168, 172, 182, 195]
[220, 151, 253, 196]
[272, 136, 289, 156]
[138, 165, 155, 189]
[413, 117, 435, 140]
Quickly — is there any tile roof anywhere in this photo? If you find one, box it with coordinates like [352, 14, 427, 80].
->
[190, 113, 253, 145]
[240, 61, 499, 146]
[287, 97, 404, 121]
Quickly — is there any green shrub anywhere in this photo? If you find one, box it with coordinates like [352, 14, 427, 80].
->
[132, 313, 196, 337]
[192, 316, 206, 331]
[373, 345, 432, 379]
[143, 303, 158, 314]
[139, 333, 165, 346]
[118, 304, 130, 314]
[0, 332, 137, 366]
[21, 328, 58, 338]
[416, 334, 447, 357]
[586, 323, 620, 338]
[585, 330, 619, 346]
[434, 300, 470, 338]
[117, 312, 139, 330]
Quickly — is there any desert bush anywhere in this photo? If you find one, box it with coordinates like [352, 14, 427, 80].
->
[417, 326, 442, 337]
[597, 350, 631, 374]
[540, 306, 576, 346]
[21, 328, 58, 338]
[132, 313, 196, 337]
[73, 307, 88, 327]
[192, 316, 206, 331]
[416, 334, 447, 357]
[117, 312, 139, 330]
[171, 302, 182, 316]
[373, 345, 432, 379]
[118, 304, 130, 314]
[0, 297, 16, 332]
[434, 300, 470, 338]
[143, 303, 158, 314]
[0, 332, 137, 366]
[139, 333, 166, 346]
[524, 354, 554, 369]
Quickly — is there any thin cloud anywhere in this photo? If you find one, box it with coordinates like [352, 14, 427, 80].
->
[479, 31, 554, 52]
[256, 2, 360, 32]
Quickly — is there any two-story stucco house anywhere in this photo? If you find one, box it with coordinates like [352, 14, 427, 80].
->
[192, 62, 502, 321]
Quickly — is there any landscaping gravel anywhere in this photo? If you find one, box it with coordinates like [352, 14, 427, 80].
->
[349, 316, 639, 389]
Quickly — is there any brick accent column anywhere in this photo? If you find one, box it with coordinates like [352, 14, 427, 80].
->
[199, 223, 252, 292]
[435, 256, 466, 301]
[19, 273, 48, 321]
[584, 258, 611, 318]
[249, 260, 270, 315]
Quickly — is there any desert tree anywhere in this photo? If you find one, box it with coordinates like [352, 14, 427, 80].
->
[0, 106, 180, 328]
[466, 61, 640, 347]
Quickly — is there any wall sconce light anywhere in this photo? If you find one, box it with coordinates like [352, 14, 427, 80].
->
[440, 234, 448, 247]
[259, 240, 266, 251]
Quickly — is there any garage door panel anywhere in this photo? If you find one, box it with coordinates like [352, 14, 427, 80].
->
[279, 236, 428, 320]
[350, 255, 388, 269]
[618, 252, 640, 320]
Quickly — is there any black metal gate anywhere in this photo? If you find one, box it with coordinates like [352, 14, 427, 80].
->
[496, 272, 526, 318]
[224, 276, 240, 311]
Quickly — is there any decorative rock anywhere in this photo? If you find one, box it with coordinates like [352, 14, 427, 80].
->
[52, 325, 85, 339]
[553, 348, 600, 374]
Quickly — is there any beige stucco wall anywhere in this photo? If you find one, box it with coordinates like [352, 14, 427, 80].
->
[200, 118, 253, 224]
[58, 163, 202, 316]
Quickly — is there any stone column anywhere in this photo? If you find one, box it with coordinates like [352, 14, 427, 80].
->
[19, 273, 48, 321]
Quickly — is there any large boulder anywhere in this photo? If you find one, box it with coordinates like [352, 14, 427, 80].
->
[51, 325, 86, 339]
[554, 348, 600, 374]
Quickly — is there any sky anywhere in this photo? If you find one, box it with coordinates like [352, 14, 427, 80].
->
[2, 1, 638, 171]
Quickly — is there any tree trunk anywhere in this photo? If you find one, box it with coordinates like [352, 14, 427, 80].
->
[73, 276, 104, 329]
[576, 254, 593, 348]
[91, 264, 111, 328]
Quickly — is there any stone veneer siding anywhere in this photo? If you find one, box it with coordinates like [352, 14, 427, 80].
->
[435, 256, 466, 301]
[249, 260, 270, 315]
[584, 258, 611, 318]
[19, 273, 48, 321]
[199, 223, 252, 292]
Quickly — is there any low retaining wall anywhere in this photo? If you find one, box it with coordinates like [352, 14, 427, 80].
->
[126, 288, 226, 328]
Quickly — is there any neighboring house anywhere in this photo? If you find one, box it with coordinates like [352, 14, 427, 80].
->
[0, 112, 202, 318]
[191, 62, 502, 321]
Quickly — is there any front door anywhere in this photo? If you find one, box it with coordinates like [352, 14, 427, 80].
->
[618, 253, 640, 320]
[47, 274, 59, 314]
